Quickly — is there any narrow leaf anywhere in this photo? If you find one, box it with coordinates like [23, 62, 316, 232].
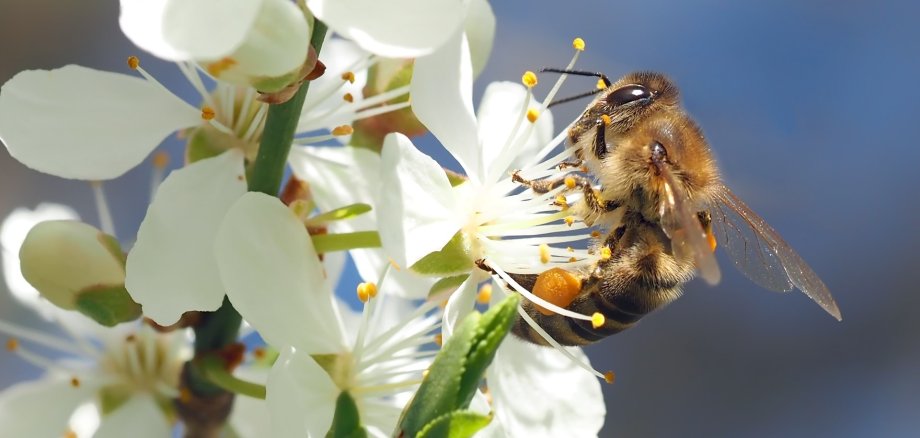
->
[417, 411, 492, 438]
[306, 203, 372, 224]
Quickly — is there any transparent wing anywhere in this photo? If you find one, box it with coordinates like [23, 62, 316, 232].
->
[657, 166, 721, 285]
[710, 184, 841, 320]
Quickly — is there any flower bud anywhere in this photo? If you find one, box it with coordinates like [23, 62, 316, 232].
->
[19, 220, 140, 326]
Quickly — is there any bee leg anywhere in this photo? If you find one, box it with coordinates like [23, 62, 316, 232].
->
[557, 159, 584, 170]
[593, 120, 608, 159]
[511, 171, 593, 194]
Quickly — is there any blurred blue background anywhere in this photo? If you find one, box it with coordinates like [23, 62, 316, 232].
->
[1, 1, 918, 436]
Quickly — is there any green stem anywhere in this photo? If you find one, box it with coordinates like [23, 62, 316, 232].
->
[313, 231, 381, 253]
[188, 21, 329, 395]
[200, 355, 267, 400]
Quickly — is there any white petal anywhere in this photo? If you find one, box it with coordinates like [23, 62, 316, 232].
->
[229, 367, 271, 438]
[487, 338, 605, 437]
[477, 81, 555, 181]
[289, 146, 435, 298]
[68, 402, 101, 438]
[125, 150, 247, 325]
[119, 0, 262, 61]
[379, 134, 462, 268]
[442, 274, 480, 339]
[0, 65, 200, 180]
[216, 192, 347, 354]
[306, 0, 465, 58]
[218, 0, 310, 79]
[266, 347, 338, 438]
[94, 394, 171, 438]
[465, 0, 496, 77]
[300, 38, 369, 125]
[1, 204, 78, 310]
[410, 30, 482, 181]
[0, 375, 95, 437]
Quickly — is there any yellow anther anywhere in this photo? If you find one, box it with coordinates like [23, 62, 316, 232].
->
[332, 125, 354, 136]
[591, 230, 601, 239]
[388, 258, 402, 271]
[539, 243, 551, 264]
[564, 176, 577, 189]
[477, 284, 493, 305]
[5, 338, 18, 351]
[366, 282, 378, 298]
[343, 93, 354, 103]
[604, 371, 616, 384]
[357, 282, 374, 303]
[601, 114, 612, 125]
[434, 333, 443, 347]
[64, 429, 78, 438]
[555, 195, 568, 208]
[125, 334, 136, 342]
[591, 312, 605, 329]
[252, 347, 267, 360]
[522, 71, 538, 88]
[568, 256, 577, 263]
[341, 71, 356, 83]
[206, 57, 238, 77]
[564, 216, 575, 226]
[597, 78, 608, 90]
[422, 369, 430, 378]
[70, 377, 81, 388]
[599, 247, 612, 261]
[152, 151, 170, 169]
[201, 106, 216, 120]
[127, 56, 140, 70]
[572, 38, 586, 51]
[566, 247, 574, 252]
[526, 108, 540, 123]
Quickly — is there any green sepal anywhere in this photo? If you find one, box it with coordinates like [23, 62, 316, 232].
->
[98, 385, 132, 415]
[417, 411, 492, 438]
[185, 125, 253, 164]
[395, 295, 520, 437]
[326, 391, 368, 438]
[312, 231, 381, 253]
[428, 275, 471, 299]
[411, 232, 473, 276]
[74, 284, 142, 327]
[306, 203, 372, 225]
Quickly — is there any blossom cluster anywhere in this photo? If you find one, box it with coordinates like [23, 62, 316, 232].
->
[0, 0, 606, 436]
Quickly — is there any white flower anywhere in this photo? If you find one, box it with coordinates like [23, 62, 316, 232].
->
[214, 192, 440, 437]
[119, 0, 311, 91]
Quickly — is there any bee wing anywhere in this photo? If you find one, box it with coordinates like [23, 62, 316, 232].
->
[657, 166, 721, 285]
[709, 184, 841, 320]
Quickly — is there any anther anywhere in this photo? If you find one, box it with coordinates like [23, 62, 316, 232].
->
[5, 338, 18, 351]
[564, 176, 577, 189]
[572, 38, 586, 51]
[253, 347, 267, 360]
[604, 371, 616, 384]
[64, 429, 78, 438]
[356, 282, 376, 302]
[591, 230, 601, 239]
[343, 93, 354, 103]
[566, 247, 574, 252]
[201, 106, 216, 120]
[597, 79, 609, 90]
[125, 334, 136, 342]
[569, 256, 577, 263]
[341, 71, 356, 83]
[601, 114, 612, 125]
[332, 125, 354, 136]
[564, 216, 575, 226]
[522, 71, 538, 88]
[152, 151, 170, 169]
[526, 108, 540, 123]
[388, 258, 402, 271]
[422, 369, 430, 378]
[539, 243, 551, 264]
[599, 247, 612, 261]
[555, 195, 568, 208]
[70, 377, 80, 388]
[477, 284, 493, 305]
[206, 57, 238, 77]
[127, 56, 140, 70]
[591, 312, 605, 329]
[433, 334, 443, 347]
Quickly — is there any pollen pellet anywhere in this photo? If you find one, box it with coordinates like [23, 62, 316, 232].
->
[526, 108, 540, 123]
[332, 125, 354, 136]
[477, 284, 492, 305]
[532, 267, 583, 315]
[5, 338, 18, 351]
[604, 371, 616, 384]
[539, 243, 551, 264]
[522, 71, 538, 88]
[127, 56, 140, 70]
[572, 37, 586, 51]
[601, 114, 612, 125]
[599, 247, 612, 261]
[591, 312, 605, 329]
[343, 93, 354, 103]
[706, 229, 718, 252]
[341, 71, 356, 83]
[201, 106, 216, 120]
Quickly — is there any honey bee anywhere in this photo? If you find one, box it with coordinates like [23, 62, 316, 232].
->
[504, 71, 841, 346]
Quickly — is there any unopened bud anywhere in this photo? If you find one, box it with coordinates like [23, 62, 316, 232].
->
[19, 221, 140, 326]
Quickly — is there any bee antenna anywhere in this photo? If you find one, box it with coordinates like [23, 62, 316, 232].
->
[546, 88, 605, 108]
[540, 68, 612, 88]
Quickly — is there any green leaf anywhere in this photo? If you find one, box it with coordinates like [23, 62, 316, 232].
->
[396, 295, 520, 437]
[417, 411, 492, 438]
[326, 391, 368, 438]
[74, 284, 142, 327]
[306, 203, 372, 224]
[312, 231, 381, 253]
[411, 232, 473, 276]
[428, 275, 471, 299]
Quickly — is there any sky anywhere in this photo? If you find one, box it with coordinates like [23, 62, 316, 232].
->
[1, 1, 918, 436]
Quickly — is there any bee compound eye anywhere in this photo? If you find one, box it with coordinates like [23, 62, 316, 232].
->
[606, 84, 653, 106]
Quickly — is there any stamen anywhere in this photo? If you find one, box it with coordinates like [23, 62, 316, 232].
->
[488, 262, 594, 322]
[599, 247, 612, 261]
[522, 71, 538, 88]
[201, 106, 216, 120]
[516, 307, 605, 379]
[591, 231, 602, 239]
[434, 333, 443, 347]
[564, 176, 577, 189]
[539, 244, 551, 264]
[343, 93, 354, 103]
[604, 371, 616, 384]
[332, 125, 354, 136]
[564, 216, 576, 226]
[150, 151, 169, 202]
[6, 338, 17, 351]
[526, 108, 540, 123]
[241, 103, 268, 143]
[477, 283, 493, 305]
[357, 282, 375, 303]
[176, 62, 217, 111]
[206, 57, 238, 77]
[597, 79, 609, 90]
[540, 42, 584, 113]
[126, 56, 140, 70]
[341, 71, 356, 83]
[591, 312, 605, 329]
[90, 181, 116, 237]
[554, 195, 569, 209]
[70, 376, 80, 387]
[572, 37, 586, 51]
